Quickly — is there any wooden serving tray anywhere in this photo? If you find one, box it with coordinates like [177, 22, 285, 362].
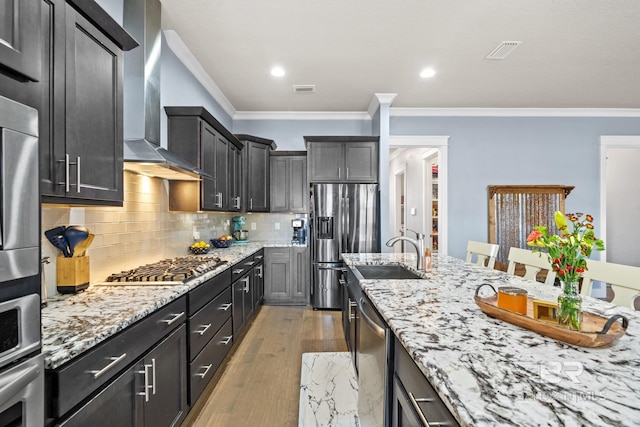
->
[475, 284, 629, 348]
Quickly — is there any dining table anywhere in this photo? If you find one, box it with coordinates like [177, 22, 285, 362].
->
[342, 252, 640, 427]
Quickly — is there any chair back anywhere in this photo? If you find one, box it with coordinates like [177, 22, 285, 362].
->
[465, 241, 499, 269]
[506, 247, 556, 286]
[581, 260, 640, 310]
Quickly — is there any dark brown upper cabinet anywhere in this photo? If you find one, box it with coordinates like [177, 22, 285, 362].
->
[236, 134, 276, 213]
[165, 106, 243, 212]
[39, 0, 137, 205]
[305, 136, 379, 183]
[0, 0, 41, 82]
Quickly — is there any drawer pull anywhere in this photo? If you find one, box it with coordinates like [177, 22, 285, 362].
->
[89, 353, 127, 379]
[233, 268, 245, 274]
[244, 260, 256, 266]
[220, 303, 232, 311]
[196, 364, 213, 379]
[255, 255, 263, 259]
[408, 392, 438, 427]
[161, 311, 185, 326]
[196, 324, 212, 336]
[220, 336, 233, 345]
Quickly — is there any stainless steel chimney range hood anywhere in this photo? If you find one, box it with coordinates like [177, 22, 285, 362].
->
[122, 0, 204, 181]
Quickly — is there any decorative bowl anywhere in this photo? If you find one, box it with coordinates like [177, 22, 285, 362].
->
[211, 239, 233, 248]
[189, 246, 211, 255]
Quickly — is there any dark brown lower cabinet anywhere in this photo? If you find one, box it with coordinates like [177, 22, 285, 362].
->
[60, 324, 187, 427]
[392, 338, 459, 427]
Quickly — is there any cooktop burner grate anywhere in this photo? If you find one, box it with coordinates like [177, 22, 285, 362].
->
[105, 255, 227, 283]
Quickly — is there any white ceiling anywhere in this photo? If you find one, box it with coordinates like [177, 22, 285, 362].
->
[160, 0, 640, 113]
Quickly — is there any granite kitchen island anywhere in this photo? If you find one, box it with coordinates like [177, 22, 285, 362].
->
[342, 253, 640, 427]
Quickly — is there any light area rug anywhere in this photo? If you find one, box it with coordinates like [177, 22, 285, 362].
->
[298, 352, 360, 427]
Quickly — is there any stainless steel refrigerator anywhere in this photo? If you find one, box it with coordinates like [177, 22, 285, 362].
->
[311, 183, 379, 309]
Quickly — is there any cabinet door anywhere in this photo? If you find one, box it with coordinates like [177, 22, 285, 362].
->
[214, 134, 229, 210]
[289, 156, 308, 212]
[345, 142, 378, 182]
[246, 141, 270, 212]
[264, 248, 291, 303]
[308, 142, 342, 182]
[38, 0, 66, 198]
[232, 278, 246, 336]
[253, 262, 264, 307]
[270, 156, 289, 212]
[0, 0, 41, 81]
[59, 364, 140, 427]
[242, 271, 254, 321]
[64, 6, 123, 202]
[141, 325, 188, 427]
[228, 143, 241, 211]
[291, 247, 309, 303]
[200, 121, 217, 210]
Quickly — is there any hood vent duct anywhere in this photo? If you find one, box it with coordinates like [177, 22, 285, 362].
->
[122, 0, 204, 181]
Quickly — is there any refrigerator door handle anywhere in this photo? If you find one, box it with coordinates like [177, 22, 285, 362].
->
[344, 197, 350, 251]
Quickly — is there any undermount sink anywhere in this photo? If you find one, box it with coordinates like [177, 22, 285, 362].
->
[355, 265, 423, 280]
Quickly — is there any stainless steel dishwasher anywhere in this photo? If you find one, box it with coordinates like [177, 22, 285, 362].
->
[357, 294, 391, 427]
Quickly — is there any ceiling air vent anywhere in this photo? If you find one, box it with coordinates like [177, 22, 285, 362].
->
[292, 85, 316, 93]
[485, 41, 522, 60]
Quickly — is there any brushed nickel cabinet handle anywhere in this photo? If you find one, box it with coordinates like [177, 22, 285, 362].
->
[196, 364, 212, 379]
[220, 336, 232, 345]
[161, 312, 185, 326]
[408, 391, 438, 426]
[220, 303, 232, 311]
[196, 323, 212, 336]
[90, 353, 127, 379]
[76, 156, 81, 193]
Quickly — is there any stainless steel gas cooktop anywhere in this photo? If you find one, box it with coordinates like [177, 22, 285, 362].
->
[96, 255, 228, 286]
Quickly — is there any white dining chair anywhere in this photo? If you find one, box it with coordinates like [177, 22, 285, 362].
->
[465, 241, 499, 269]
[506, 247, 556, 286]
[581, 260, 640, 310]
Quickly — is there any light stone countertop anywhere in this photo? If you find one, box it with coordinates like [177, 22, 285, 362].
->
[342, 252, 640, 427]
[41, 241, 305, 370]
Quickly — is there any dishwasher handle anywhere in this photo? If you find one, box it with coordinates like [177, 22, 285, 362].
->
[358, 297, 386, 338]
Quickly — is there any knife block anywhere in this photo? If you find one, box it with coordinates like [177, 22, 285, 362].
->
[57, 256, 90, 294]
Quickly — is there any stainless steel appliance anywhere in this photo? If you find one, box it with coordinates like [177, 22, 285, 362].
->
[98, 255, 228, 285]
[291, 218, 306, 244]
[357, 295, 390, 427]
[310, 183, 379, 309]
[0, 95, 44, 426]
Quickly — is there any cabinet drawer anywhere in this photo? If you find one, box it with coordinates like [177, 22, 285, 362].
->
[189, 318, 233, 404]
[54, 296, 187, 417]
[253, 249, 264, 263]
[394, 340, 459, 427]
[231, 256, 253, 282]
[188, 287, 232, 360]
[188, 268, 231, 315]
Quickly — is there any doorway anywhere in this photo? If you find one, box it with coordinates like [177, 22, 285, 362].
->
[388, 136, 449, 256]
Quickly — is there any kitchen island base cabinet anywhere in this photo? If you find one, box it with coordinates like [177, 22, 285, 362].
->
[392, 338, 459, 427]
[59, 324, 188, 427]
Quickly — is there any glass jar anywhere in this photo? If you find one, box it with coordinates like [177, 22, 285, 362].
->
[558, 281, 582, 330]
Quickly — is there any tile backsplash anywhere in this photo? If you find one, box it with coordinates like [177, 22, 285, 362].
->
[42, 171, 302, 297]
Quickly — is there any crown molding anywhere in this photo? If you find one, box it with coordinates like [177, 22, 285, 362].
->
[390, 107, 640, 117]
[368, 93, 398, 117]
[163, 30, 237, 118]
[233, 111, 371, 121]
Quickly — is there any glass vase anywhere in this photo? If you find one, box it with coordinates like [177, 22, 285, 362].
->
[557, 281, 582, 331]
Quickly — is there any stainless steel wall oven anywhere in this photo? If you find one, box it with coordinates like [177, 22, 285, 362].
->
[0, 94, 44, 427]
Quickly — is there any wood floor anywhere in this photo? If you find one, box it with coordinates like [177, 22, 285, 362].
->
[183, 305, 347, 427]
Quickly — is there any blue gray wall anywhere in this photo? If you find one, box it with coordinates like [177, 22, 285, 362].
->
[391, 116, 640, 259]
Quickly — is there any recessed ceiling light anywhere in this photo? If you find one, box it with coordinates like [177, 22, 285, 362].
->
[271, 67, 285, 77]
[420, 68, 436, 78]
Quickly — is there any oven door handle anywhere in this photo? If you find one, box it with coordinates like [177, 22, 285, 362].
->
[0, 361, 40, 404]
